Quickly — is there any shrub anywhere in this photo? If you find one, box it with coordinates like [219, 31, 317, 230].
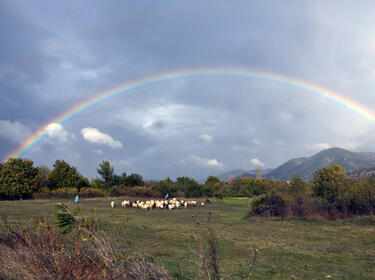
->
[79, 187, 107, 198]
[247, 192, 287, 218]
[288, 175, 308, 194]
[33, 187, 77, 199]
[34, 187, 107, 199]
[133, 186, 161, 198]
[110, 185, 135, 197]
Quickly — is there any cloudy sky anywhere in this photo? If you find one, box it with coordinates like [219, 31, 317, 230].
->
[1, 1, 375, 180]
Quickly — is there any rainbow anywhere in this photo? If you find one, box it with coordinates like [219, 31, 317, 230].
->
[4, 68, 375, 161]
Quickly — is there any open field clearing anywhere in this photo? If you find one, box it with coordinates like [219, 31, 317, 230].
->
[1, 197, 375, 279]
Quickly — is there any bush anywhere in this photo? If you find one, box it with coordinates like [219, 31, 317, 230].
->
[288, 175, 308, 194]
[34, 187, 78, 199]
[110, 185, 135, 197]
[79, 187, 107, 198]
[247, 192, 287, 218]
[133, 186, 161, 198]
[34, 187, 107, 199]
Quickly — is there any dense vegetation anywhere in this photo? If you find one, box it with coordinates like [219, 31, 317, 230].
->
[1, 158, 375, 219]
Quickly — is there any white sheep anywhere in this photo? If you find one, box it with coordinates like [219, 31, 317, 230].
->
[111, 201, 115, 208]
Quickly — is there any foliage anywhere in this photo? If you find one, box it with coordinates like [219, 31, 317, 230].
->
[311, 164, 346, 204]
[37, 165, 50, 189]
[96, 160, 114, 190]
[47, 160, 85, 191]
[203, 176, 227, 197]
[177, 176, 202, 198]
[97, 161, 143, 189]
[288, 175, 308, 194]
[133, 186, 160, 197]
[34, 187, 107, 199]
[79, 187, 107, 198]
[0, 158, 41, 199]
[55, 203, 77, 234]
[110, 185, 135, 197]
[125, 173, 144, 187]
[248, 192, 287, 217]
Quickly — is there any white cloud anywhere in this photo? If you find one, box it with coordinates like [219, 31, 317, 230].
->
[306, 142, 332, 151]
[46, 123, 69, 142]
[199, 134, 214, 144]
[250, 158, 264, 167]
[81, 127, 123, 148]
[0, 120, 32, 144]
[191, 155, 223, 168]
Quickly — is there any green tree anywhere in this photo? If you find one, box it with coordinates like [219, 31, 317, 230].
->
[125, 173, 144, 187]
[47, 160, 83, 190]
[38, 165, 51, 189]
[96, 160, 114, 190]
[113, 172, 127, 186]
[311, 164, 346, 204]
[288, 175, 308, 194]
[0, 158, 41, 199]
[203, 176, 226, 197]
[177, 177, 202, 198]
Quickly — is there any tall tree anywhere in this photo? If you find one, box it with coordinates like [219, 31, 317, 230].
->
[0, 158, 41, 199]
[47, 160, 83, 190]
[96, 160, 114, 190]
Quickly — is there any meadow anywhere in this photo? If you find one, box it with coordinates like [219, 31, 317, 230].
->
[1, 197, 374, 279]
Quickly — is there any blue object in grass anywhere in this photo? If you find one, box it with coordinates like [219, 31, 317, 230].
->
[75, 195, 79, 203]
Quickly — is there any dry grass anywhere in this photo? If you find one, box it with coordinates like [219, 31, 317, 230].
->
[0, 216, 171, 280]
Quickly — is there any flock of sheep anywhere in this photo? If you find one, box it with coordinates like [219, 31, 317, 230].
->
[110, 197, 208, 210]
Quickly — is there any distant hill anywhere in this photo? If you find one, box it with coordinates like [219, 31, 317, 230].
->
[265, 147, 375, 180]
[348, 167, 375, 179]
[214, 168, 274, 182]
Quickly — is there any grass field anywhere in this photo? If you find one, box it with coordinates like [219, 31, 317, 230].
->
[1, 197, 374, 279]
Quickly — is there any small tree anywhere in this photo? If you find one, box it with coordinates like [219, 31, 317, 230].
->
[289, 175, 308, 194]
[311, 164, 346, 204]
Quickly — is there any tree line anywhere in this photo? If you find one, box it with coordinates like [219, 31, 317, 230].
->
[0, 158, 227, 199]
[1, 158, 375, 219]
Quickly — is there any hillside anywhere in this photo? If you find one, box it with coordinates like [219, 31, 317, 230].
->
[215, 168, 274, 182]
[265, 147, 375, 180]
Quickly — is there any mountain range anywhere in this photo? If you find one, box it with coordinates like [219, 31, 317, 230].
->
[215, 147, 375, 181]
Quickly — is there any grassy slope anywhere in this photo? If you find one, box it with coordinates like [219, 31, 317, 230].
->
[0, 197, 374, 279]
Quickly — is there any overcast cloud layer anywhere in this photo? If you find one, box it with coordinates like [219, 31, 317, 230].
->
[1, 1, 375, 180]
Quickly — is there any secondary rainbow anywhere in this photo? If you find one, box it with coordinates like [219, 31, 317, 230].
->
[4, 68, 375, 161]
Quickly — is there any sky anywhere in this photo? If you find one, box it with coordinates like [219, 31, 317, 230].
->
[1, 1, 375, 180]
